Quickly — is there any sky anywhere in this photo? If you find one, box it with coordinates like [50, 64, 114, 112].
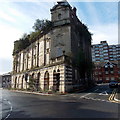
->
[0, 0, 119, 74]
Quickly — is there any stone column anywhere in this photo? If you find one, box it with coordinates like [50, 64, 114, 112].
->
[40, 71, 44, 90]
[19, 54, 21, 72]
[49, 69, 53, 90]
[37, 42, 39, 67]
[31, 47, 33, 68]
[59, 65, 66, 93]
[26, 53, 28, 70]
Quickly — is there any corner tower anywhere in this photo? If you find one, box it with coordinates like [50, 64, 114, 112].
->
[50, 1, 71, 27]
[50, 1, 72, 59]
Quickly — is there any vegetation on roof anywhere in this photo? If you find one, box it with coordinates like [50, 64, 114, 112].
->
[13, 19, 53, 55]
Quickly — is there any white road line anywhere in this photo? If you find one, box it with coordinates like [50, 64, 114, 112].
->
[4, 113, 10, 120]
[2, 99, 12, 120]
[80, 88, 99, 99]
[80, 93, 91, 98]
[83, 96, 110, 103]
[99, 91, 108, 96]
[94, 89, 99, 92]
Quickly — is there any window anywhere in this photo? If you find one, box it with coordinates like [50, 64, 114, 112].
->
[104, 57, 109, 59]
[105, 71, 109, 74]
[110, 65, 113, 68]
[105, 60, 109, 62]
[109, 55, 113, 57]
[99, 72, 101, 75]
[95, 72, 98, 75]
[111, 77, 115, 80]
[110, 58, 114, 61]
[56, 47, 62, 57]
[95, 51, 99, 53]
[95, 47, 99, 50]
[104, 53, 108, 56]
[103, 50, 108, 52]
[105, 65, 108, 68]
[104, 46, 108, 49]
[110, 71, 114, 74]
[46, 48, 50, 54]
[95, 54, 99, 56]
[58, 13, 61, 19]
[113, 52, 116, 55]
[109, 49, 113, 51]
[75, 70, 77, 80]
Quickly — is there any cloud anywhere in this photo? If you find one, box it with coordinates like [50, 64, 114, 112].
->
[0, 58, 12, 74]
[0, 22, 23, 59]
[0, 0, 119, 2]
[85, 2, 101, 25]
[0, 10, 16, 23]
[90, 23, 118, 45]
[0, 0, 118, 75]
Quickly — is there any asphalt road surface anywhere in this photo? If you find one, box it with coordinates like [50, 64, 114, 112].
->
[1, 84, 120, 119]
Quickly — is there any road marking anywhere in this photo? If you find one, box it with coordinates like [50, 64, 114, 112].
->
[80, 93, 91, 98]
[94, 89, 99, 92]
[99, 91, 108, 96]
[108, 89, 116, 101]
[2, 99, 13, 120]
[83, 96, 109, 102]
[108, 89, 120, 103]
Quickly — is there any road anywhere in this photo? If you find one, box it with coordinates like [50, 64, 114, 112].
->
[1, 84, 120, 119]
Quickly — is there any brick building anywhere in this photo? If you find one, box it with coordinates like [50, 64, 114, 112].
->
[2, 72, 11, 88]
[92, 41, 120, 83]
[11, 1, 92, 93]
[93, 62, 120, 83]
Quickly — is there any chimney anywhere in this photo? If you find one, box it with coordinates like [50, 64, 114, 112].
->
[73, 7, 77, 15]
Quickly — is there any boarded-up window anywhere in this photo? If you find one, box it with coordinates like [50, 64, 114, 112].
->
[56, 47, 62, 57]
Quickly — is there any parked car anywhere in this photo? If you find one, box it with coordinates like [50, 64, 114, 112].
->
[109, 81, 118, 88]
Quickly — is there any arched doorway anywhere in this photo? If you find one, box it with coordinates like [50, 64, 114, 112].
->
[32, 73, 34, 78]
[56, 69, 60, 91]
[36, 72, 40, 91]
[53, 69, 60, 91]
[44, 71, 49, 90]
[14, 77, 17, 88]
[53, 70, 56, 91]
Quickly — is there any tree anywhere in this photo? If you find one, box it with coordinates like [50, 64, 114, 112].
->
[13, 33, 30, 54]
[32, 19, 53, 32]
[13, 19, 53, 55]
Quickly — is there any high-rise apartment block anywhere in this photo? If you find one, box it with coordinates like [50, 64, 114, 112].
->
[92, 41, 120, 63]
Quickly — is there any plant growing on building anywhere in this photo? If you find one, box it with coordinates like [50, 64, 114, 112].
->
[13, 19, 53, 55]
[76, 48, 93, 85]
[32, 19, 53, 32]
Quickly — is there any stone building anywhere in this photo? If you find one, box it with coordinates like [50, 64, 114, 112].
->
[2, 72, 11, 88]
[12, 1, 92, 93]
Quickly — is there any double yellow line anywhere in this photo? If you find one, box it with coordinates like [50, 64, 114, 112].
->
[108, 89, 119, 103]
